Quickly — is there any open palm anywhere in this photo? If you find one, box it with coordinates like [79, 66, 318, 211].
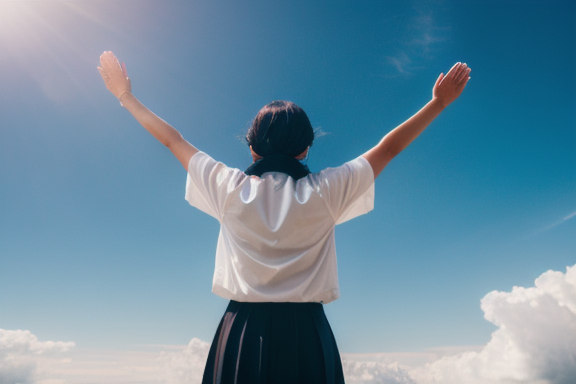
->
[98, 51, 131, 99]
[433, 62, 471, 107]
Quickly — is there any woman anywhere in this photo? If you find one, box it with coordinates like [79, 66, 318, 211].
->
[98, 51, 470, 384]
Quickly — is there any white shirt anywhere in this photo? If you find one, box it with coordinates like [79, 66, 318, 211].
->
[185, 152, 374, 304]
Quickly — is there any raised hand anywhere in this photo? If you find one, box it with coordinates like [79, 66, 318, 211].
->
[98, 51, 131, 99]
[97, 51, 198, 169]
[433, 62, 471, 107]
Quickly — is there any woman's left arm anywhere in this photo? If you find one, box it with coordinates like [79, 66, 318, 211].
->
[362, 62, 471, 178]
[98, 51, 198, 170]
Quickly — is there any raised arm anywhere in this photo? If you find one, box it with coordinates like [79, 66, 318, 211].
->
[98, 51, 198, 170]
[362, 62, 471, 178]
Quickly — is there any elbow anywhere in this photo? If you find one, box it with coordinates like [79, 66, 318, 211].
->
[379, 141, 402, 161]
[164, 132, 184, 150]
[379, 134, 403, 159]
[385, 145, 402, 160]
[364, 147, 396, 179]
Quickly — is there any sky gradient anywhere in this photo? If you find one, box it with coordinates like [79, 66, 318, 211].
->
[0, 0, 575, 382]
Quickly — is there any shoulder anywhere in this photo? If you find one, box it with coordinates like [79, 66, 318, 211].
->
[187, 151, 247, 189]
[188, 151, 242, 174]
[307, 157, 375, 223]
[187, 151, 219, 172]
[311, 156, 374, 183]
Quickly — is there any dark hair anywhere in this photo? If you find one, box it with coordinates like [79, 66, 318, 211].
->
[246, 101, 314, 157]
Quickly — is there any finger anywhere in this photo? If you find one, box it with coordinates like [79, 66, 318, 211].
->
[453, 66, 466, 83]
[121, 62, 128, 78]
[458, 65, 470, 81]
[113, 56, 122, 71]
[100, 53, 112, 68]
[454, 65, 469, 84]
[97, 67, 108, 81]
[100, 52, 116, 73]
[458, 74, 471, 89]
[105, 54, 118, 68]
[457, 67, 471, 84]
[445, 62, 461, 79]
[102, 51, 118, 68]
[434, 72, 444, 88]
[448, 62, 460, 72]
[101, 51, 112, 61]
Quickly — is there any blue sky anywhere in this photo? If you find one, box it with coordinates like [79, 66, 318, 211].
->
[1, 0, 574, 363]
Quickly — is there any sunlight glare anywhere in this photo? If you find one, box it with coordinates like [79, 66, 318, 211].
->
[0, 1, 97, 104]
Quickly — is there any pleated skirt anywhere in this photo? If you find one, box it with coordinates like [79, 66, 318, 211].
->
[202, 300, 345, 384]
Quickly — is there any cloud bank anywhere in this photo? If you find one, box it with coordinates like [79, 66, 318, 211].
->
[158, 264, 576, 384]
[342, 358, 415, 384]
[160, 338, 210, 384]
[411, 264, 576, 384]
[340, 264, 576, 384]
[2, 264, 575, 384]
[0, 329, 75, 384]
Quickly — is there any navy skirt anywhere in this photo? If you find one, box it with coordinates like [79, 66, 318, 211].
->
[202, 300, 345, 384]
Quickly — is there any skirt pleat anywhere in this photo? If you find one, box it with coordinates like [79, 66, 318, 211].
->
[202, 301, 345, 384]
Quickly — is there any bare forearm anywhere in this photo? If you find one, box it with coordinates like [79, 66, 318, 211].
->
[119, 93, 182, 147]
[363, 98, 444, 177]
[381, 97, 444, 157]
[118, 92, 198, 169]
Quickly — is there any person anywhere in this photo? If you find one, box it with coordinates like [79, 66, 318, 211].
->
[98, 51, 470, 384]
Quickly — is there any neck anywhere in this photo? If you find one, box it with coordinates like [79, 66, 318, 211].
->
[245, 154, 310, 181]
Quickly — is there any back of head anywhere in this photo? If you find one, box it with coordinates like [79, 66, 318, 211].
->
[246, 101, 314, 158]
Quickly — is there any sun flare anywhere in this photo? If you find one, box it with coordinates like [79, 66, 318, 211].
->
[0, 0, 106, 104]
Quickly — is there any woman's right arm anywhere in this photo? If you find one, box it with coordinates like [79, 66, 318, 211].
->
[98, 51, 198, 170]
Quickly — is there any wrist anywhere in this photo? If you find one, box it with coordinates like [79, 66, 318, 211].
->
[117, 91, 131, 107]
[430, 96, 449, 110]
[117, 90, 131, 100]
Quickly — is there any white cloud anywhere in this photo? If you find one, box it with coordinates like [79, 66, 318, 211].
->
[0, 329, 75, 384]
[342, 358, 415, 384]
[157, 260, 576, 384]
[409, 10, 445, 54]
[157, 337, 420, 384]
[47, 347, 166, 384]
[3, 264, 574, 384]
[159, 338, 210, 384]
[340, 346, 485, 384]
[387, 53, 412, 75]
[386, 6, 448, 76]
[411, 264, 576, 384]
[535, 210, 576, 235]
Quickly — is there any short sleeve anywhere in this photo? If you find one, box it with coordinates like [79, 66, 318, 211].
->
[185, 152, 245, 220]
[317, 156, 375, 224]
